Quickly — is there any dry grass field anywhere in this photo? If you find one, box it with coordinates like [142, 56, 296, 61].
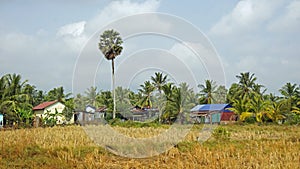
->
[0, 124, 299, 169]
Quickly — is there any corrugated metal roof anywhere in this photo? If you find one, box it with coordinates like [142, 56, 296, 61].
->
[190, 105, 204, 112]
[190, 104, 231, 112]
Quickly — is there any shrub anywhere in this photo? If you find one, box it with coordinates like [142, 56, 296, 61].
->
[213, 127, 231, 140]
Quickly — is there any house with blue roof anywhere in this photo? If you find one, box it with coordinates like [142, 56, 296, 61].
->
[190, 104, 236, 124]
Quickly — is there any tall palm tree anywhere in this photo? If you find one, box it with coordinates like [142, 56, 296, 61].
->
[179, 82, 197, 107]
[115, 86, 131, 115]
[279, 82, 299, 100]
[279, 82, 300, 111]
[96, 90, 113, 115]
[128, 91, 142, 107]
[115, 86, 130, 105]
[198, 80, 217, 104]
[151, 72, 168, 93]
[227, 83, 239, 103]
[268, 100, 286, 123]
[228, 98, 251, 121]
[252, 83, 266, 96]
[160, 83, 195, 124]
[213, 85, 228, 104]
[74, 93, 86, 111]
[45, 86, 71, 103]
[85, 86, 98, 107]
[6, 74, 27, 95]
[138, 81, 155, 108]
[236, 72, 257, 99]
[99, 29, 123, 119]
[165, 86, 182, 123]
[265, 93, 280, 103]
[249, 94, 270, 122]
[0, 74, 31, 124]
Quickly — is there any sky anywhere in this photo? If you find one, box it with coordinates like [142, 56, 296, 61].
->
[1, 0, 300, 95]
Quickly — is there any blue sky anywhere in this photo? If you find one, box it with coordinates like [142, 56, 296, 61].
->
[1, 0, 300, 95]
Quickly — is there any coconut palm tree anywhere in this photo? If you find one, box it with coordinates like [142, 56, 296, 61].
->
[151, 72, 168, 93]
[236, 72, 257, 99]
[268, 100, 287, 123]
[279, 83, 300, 98]
[227, 83, 239, 103]
[278, 82, 300, 116]
[213, 85, 228, 104]
[74, 93, 86, 111]
[0, 74, 31, 124]
[45, 86, 71, 103]
[115, 86, 131, 114]
[138, 81, 155, 108]
[85, 86, 98, 107]
[96, 91, 113, 117]
[164, 86, 182, 123]
[249, 94, 270, 123]
[98, 29, 123, 119]
[128, 91, 142, 107]
[265, 93, 280, 103]
[198, 80, 217, 104]
[228, 98, 251, 121]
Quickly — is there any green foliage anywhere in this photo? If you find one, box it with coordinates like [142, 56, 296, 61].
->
[151, 72, 168, 93]
[84, 86, 98, 107]
[213, 127, 231, 140]
[138, 81, 155, 108]
[43, 109, 63, 127]
[45, 86, 70, 102]
[96, 90, 113, 114]
[213, 85, 227, 104]
[108, 119, 163, 128]
[198, 80, 217, 104]
[62, 98, 74, 121]
[98, 29, 123, 60]
[1, 70, 300, 127]
[175, 141, 198, 152]
[244, 116, 256, 124]
[285, 113, 300, 125]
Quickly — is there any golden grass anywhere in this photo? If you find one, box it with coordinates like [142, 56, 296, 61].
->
[0, 124, 299, 169]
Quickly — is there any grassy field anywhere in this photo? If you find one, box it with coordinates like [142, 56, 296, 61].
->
[0, 124, 299, 169]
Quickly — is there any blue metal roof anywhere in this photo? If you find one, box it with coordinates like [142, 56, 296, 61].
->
[190, 104, 231, 112]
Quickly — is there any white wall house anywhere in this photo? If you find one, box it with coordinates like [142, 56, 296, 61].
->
[33, 100, 74, 126]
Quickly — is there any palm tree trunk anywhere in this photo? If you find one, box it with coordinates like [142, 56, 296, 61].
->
[112, 58, 116, 119]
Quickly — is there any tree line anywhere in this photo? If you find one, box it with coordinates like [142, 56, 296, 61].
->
[0, 71, 299, 127]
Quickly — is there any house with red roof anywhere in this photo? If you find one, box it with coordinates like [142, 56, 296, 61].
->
[190, 104, 237, 124]
[33, 100, 68, 126]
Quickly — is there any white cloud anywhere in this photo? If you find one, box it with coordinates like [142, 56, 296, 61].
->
[268, 0, 300, 33]
[85, 0, 160, 33]
[210, 0, 283, 36]
[1, 0, 161, 92]
[56, 0, 161, 52]
[208, 0, 300, 94]
[57, 21, 86, 37]
[169, 42, 226, 86]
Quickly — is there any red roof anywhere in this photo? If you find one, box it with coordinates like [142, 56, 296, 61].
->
[96, 106, 107, 112]
[33, 100, 58, 110]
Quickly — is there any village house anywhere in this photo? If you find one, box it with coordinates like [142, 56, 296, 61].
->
[33, 100, 73, 126]
[190, 104, 236, 124]
[74, 105, 106, 125]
